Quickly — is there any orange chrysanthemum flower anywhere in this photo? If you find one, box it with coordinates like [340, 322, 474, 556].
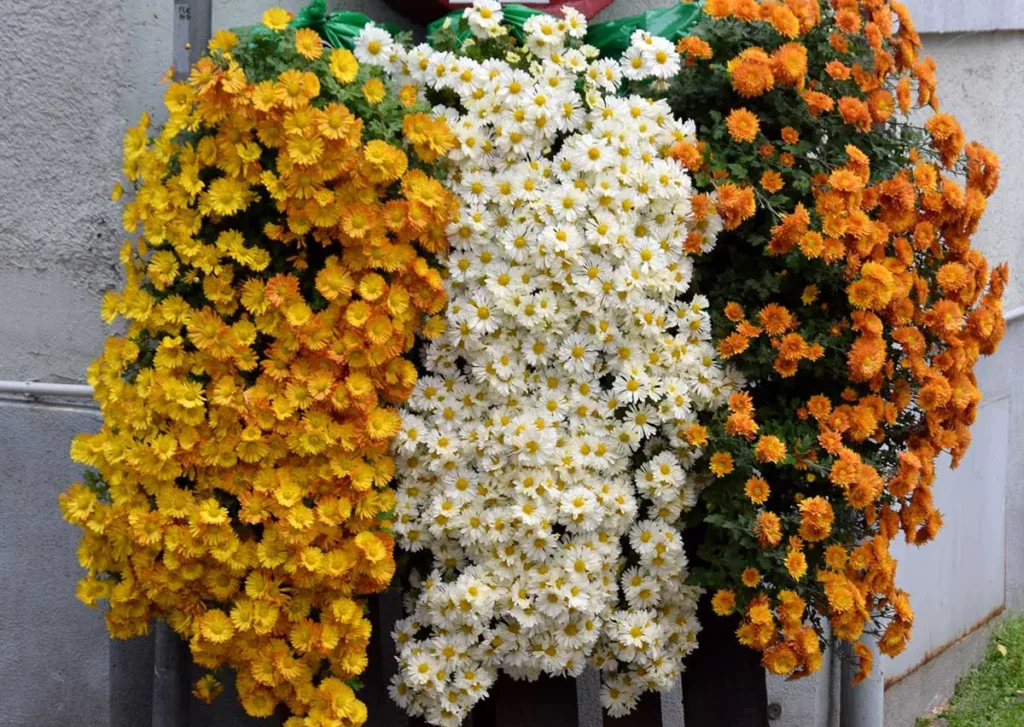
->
[838, 96, 872, 132]
[684, 423, 710, 447]
[802, 90, 835, 116]
[761, 170, 784, 193]
[716, 183, 757, 230]
[727, 107, 761, 143]
[785, 549, 808, 580]
[768, 4, 801, 38]
[925, 113, 966, 168]
[771, 43, 808, 87]
[798, 497, 834, 541]
[728, 48, 776, 97]
[711, 589, 737, 616]
[745, 476, 770, 504]
[755, 511, 783, 547]
[758, 304, 796, 335]
[719, 331, 752, 358]
[825, 60, 852, 80]
[755, 435, 788, 464]
[729, 391, 755, 415]
[677, 35, 714, 61]
[294, 28, 324, 60]
[710, 451, 736, 477]
[726, 411, 760, 439]
[742, 567, 762, 587]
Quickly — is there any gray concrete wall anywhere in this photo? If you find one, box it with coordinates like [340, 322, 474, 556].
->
[903, 0, 1024, 34]
[0, 402, 106, 726]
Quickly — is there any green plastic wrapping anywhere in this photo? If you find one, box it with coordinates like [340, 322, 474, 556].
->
[427, 4, 548, 46]
[290, 0, 401, 49]
[585, 3, 704, 57]
[426, 2, 704, 57]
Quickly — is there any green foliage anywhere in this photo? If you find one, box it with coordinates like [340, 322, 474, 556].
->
[941, 616, 1024, 727]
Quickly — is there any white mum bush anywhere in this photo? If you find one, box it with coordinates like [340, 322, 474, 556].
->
[357, 9, 738, 725]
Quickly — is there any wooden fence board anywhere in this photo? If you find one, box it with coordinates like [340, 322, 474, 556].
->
[152, 623, 190, 727]
[681, 595, 769, 727]
[480, 674, 580, 727]
[109, 629, 155, 727]
[364, 590, 409, 727]
[604, 690, 664, 727]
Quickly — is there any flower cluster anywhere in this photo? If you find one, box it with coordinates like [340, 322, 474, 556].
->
[59, 12, 457, 724]
[666, 0, 1006, 681]
[362, 12, 736, 725]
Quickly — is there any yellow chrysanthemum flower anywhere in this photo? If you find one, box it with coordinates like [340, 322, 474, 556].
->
[329, 48, 359, 84]
[294, 27, 323, 60]
[62, 12, 457, 724]
[261, 7, 292, 32]
[362, 77, 386, 105]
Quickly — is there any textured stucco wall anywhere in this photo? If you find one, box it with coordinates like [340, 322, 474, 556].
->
[0, 2, 171, 383]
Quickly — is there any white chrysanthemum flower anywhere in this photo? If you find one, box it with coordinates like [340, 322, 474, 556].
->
[353, 24, 394, 67]
[466, 0, 504, 39]
[562, 7, 588, 39]
[383, 5, 737, 724]
[523, 14, 567, 59]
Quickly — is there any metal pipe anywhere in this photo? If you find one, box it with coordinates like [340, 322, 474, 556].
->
[840, 635, 884, 727]
[172, 0, 212, 81]
[0, 380, 94, 398]
[0, 304, 1018, 403]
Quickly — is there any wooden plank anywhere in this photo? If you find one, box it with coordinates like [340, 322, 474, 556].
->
[109, 627, 155, 727]
[364, 590, 409, 727]
[407, 709, 475, 726]
[603, 689, 664, 727]
[481, 674, 580, 727]
[190, 661, 282, 726]
[681, 594, 769, 727]
[152, 622, 190, 727]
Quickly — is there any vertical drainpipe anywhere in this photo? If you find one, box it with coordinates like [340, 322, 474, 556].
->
[172, 0, 212, 81]
[840, 634, 884, 727]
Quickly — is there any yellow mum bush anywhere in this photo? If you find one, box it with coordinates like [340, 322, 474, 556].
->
[59, 11, 456, 725]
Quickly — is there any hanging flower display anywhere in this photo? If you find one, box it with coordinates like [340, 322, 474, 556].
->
[664, 0, 1006, 682]
[364, 9, 739, 725]
[59, 10, 457, 724]
[58, 0, 1007, 723]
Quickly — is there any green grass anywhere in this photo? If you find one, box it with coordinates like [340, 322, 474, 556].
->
[932, 615, 1024, 727]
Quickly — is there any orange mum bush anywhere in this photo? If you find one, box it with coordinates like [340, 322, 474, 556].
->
[667, 0, 1006, 681]
[59, 11, 456, 724]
